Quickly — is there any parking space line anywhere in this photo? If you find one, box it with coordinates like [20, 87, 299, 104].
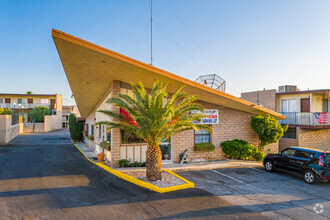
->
[211, 170, 245, 184]
[249, 167, 264, 173]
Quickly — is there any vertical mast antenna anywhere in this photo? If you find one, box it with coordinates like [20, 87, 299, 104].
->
[150, 0, 153, 65]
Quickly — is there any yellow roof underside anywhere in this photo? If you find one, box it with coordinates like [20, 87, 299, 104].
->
[52, 29, 285, 120]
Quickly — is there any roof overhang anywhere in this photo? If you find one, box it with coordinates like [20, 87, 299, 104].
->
[52, 29, 285, 120]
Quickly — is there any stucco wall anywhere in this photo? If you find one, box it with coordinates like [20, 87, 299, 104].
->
[44, 112, 62, 132]
[0, 115, 23, 145]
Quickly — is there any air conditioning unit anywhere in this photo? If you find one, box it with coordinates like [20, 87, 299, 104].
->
[278, 85, 297, 93]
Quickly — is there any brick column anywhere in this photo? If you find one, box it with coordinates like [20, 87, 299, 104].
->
[110, 80, 122, 167]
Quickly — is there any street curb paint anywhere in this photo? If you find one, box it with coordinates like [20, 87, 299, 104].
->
[74, 144, 194, 193]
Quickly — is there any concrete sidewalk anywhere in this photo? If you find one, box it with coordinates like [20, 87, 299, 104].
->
[75, 143, 263, 171]
[75, 143, 101, 163]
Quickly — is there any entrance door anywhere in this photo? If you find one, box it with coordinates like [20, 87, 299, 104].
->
[160, 138, 172, 161]
[50, 99, 55, 109]
[301, 98, 310, 112]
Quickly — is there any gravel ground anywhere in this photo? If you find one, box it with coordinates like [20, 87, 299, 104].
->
[122, 170, 186, 188]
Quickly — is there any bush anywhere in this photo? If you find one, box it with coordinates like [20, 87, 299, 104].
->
[87, 135, 94, 141]
[251, 114, 288, 150]
[99, 141, 111, 151]
[220, 139, 264, 161]
[0, 108, 13, 115]
[118, 159, 130, 168]
[130, 161, 142, 167]
[69, 114, 84, 142]
[194, 143, 215, 152]
[28, 106, 50, 123]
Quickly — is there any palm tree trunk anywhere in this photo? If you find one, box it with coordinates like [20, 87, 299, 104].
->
[146, 145, 162, 181]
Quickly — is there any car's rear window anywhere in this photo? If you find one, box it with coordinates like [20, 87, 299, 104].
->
[324, 153, 330, 162]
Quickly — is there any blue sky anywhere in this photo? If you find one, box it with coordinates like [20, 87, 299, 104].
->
[1, 0, 329, 105]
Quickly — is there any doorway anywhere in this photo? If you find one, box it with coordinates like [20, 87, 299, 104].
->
[160, 137, 172, 162]
[301, 98, 310, 112]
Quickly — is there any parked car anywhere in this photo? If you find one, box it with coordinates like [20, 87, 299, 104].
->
[263, 147, 330, 184]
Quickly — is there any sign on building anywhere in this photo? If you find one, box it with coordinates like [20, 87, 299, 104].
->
[191, 109, 219, 124]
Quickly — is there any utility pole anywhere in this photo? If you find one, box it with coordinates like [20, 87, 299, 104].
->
[150, 0, 153, 66]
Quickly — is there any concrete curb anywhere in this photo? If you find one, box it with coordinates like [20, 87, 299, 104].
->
[74, 144, 194, 193]
[115, 161, 263, 172]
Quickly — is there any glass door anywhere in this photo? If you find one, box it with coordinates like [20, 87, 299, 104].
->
[160, 138, 172, 161]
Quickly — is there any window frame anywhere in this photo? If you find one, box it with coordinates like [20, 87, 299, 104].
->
[282, 99, 297, 112]
[194, 126, 211, 144]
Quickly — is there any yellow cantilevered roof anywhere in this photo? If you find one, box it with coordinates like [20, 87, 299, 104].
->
[52, 29, 285, 120]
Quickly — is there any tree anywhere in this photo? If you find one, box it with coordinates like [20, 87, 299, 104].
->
[26, 91, 32, 94]
[97, 80, 213, 181]
[69, 113, 84, 142]
[251, 114, 288, 150]
[28, 106, 51, 132]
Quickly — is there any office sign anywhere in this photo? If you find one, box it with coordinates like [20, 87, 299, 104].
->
[191, 109, 219, 124]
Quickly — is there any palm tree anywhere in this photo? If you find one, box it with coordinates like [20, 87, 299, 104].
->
[97, 80, 213, 181]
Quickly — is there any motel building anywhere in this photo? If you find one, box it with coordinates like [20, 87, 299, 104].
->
[53, 29, 285, 167]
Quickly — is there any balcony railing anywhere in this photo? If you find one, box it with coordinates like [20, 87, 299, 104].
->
[279, 112, 330, 126]
[0, 103, 51, 109]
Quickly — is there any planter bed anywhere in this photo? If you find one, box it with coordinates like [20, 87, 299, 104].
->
[121, 170, 186, 188]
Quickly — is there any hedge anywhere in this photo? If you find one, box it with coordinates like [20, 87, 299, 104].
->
[220, 139, 264, 161]
[69, 113, 83, 142]
[194, 143, 215, 152]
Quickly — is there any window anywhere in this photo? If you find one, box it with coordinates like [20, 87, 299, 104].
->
[91, 124, 94, 135]
[282, 99, 297, 112]
[17, 98, 26, 104]
[195, 129, 211, 144]
[296, 151, 309, 159]
[323, 99, 329, 112]
[121, 130, 143, 144]
[283, 128, 296, 139]
[0, 98, 3, 103]
[86, 123, 89, 134]
[41, 99, 49, 104]
[281, 148, 296, 157]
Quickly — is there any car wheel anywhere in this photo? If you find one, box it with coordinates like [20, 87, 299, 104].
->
[264, 160, 275, 172]
[304, 170, 316, 184]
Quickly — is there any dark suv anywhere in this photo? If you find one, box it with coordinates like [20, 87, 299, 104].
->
[263, 147, 330, 184]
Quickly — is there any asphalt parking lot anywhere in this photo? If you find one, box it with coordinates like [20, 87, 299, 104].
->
[178, 167, 330, 219]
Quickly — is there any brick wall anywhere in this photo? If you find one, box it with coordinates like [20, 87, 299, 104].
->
[298, 128, 330, 151]
[241, 89, 276, 111]
[279, 138, 299, 151]
[172, 101, 279, 162]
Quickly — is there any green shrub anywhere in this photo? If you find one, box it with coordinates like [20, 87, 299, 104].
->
[118, 159, 130, 168]
[251, 114, 288, 150]
[99, 141, 111, 151]
[194, 143, 215, 152]
[69, 114, 84, 142]
[0, 108, 13, 115]
[87, 135, 94, 141]
[28, 106, 50, 123]
[220, 139, 264, 161]
[141, 162, 146, 167]
[130, 161, 142, 167]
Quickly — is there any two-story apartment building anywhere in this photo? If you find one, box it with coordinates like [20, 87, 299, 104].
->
[241, 86, 330, 151]
[0, 93, 62, 123]
[62, 105, 81, 128]
[53, 29, 285, 167]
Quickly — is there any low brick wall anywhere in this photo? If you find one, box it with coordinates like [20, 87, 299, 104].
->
[298, 128, 330, 151]
[279, 138, 299, 151]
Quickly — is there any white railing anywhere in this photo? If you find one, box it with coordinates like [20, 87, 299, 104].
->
[280, 112, 330, 126]
[0, 103, 51, 109]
